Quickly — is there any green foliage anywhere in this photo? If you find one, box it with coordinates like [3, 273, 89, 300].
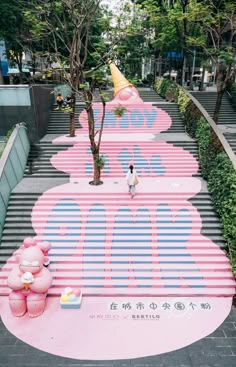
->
[208, 153, 235, 214]
[208, 154, 236, 269]
[155, 78, 173, 99]
[146, 73, 154, 85]
[183, 101, 202, 138]
[0, 0, 26, 68]
[112, 106, 127, 117]
[195, 118, 211, 178]
[154, 77, 236, 274]
[95, 155, 105, 170]
[100, 93, 111, 102]
[22, 0, 111, 71]
[177, 89, 190, 114]
[159, 81, 201, 138]
[0, 127, 14, 158]
[195, 117, 222, 178]
[155, 79, 162, 95]
[86, 68, 108, 90]
[115, 33, 147, 79]
[155, 79, 199, 137]
[156, 78, 179, 102]
[4, 127, 14, 142]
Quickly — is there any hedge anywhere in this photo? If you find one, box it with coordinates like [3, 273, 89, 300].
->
[154, 79, 236, 275]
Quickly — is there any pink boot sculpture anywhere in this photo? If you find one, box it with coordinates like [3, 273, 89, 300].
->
[7, 237, 52, 317]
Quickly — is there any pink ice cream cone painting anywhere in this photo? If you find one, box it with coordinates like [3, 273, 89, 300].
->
[0, 63, 234, 360]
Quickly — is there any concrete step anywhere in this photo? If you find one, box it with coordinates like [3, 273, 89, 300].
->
[7, 198, 214, 206]
[190, 92, 236, 126]
[0, 88, 232, 299]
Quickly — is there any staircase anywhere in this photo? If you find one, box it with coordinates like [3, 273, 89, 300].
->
[46, 104, 83, 135]
[138, 88, 164, 102]
[191, 91, 236, 156]
[0, 188, 226, 267]
[92, 88, 163, 103]
[191, 91, 236, 125]
[25, 143, 71, 177]
[223, 133, 236, 154]
[0, 88, 234, 298]
[156, 104, 185, 133]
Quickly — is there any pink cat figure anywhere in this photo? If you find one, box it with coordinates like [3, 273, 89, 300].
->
[7, 240, 52, 317]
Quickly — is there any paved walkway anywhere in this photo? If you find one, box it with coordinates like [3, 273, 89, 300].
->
[0, 301, 236, 366]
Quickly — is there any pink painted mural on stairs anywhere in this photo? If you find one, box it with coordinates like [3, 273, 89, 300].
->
[51, 141, 199, 178]
[0, 63, 235, 360]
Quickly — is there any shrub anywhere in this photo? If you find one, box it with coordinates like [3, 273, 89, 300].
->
[154, 78, 236, 275]
[0, 127, 14, 158]
[196, 118, 212, 178]
[208, 153, 236, 268]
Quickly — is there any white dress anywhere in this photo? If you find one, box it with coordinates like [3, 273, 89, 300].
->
[126, 170, 136, 186]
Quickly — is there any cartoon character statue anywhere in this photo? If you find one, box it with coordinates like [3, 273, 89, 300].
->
[7, 237, 52, 317]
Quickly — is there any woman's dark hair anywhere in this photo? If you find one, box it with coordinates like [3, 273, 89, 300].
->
[129, 164, 134, 173]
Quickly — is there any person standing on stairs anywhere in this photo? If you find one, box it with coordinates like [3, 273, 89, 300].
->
[126, 164, 139, 198]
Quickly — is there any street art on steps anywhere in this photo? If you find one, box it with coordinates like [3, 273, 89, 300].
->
[79, 104, 172, 133]
[0, 63, 235, 360]
[51, 141, 198, 178]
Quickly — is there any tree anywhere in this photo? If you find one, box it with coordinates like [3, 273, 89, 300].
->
[203, 0, 236, 123]
[0, 0, 30, 82]
[22, 0, 123, 185]
[140, 0, 236, 123]
[138, 0, 204, 85]
[186, 0, 236, 122]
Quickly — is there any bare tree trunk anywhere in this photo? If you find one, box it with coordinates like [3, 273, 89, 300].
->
[189, 64, 193, 90]
[84, 85, 107, 186]
[190, 49, 196, 90]
[213, 88, 224, 123]
[17, 54, 23, 84]
[93, 152, 101, 185]
[158, 56, 162, 77]
[87, 103, 102, 185]
[69, 91, 76, 137]
[181, 55, 186, 86]
[213, 63, 233, 123]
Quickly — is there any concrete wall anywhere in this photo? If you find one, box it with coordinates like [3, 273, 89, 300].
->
[31, 85, 54, 140]
[0, 85, 54, 142]
[0, 125, 30, 240]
